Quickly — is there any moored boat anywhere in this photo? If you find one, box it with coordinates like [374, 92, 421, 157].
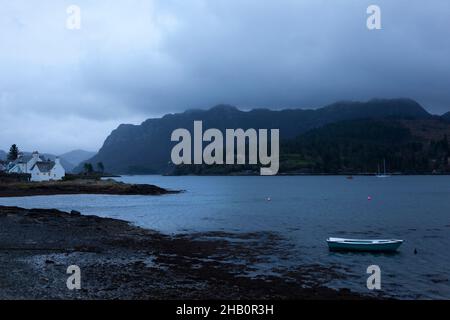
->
[376, 159, 391, 178]
[327, 238, 403, 252]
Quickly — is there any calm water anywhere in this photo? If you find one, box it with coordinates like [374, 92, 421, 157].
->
[1, 175, 449, 299]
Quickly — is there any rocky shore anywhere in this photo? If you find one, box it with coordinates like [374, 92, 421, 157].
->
[0, 205, 373, 300]
[0, 179, 178, 197]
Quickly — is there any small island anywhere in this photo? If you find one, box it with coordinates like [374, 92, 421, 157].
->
[0, 178, 179, 198]
[0, 147, 178, 197]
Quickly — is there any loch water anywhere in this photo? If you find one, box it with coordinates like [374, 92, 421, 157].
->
[1, 175, 449, 299]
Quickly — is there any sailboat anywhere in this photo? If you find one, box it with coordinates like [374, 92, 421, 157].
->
[376, 159, 390, 178]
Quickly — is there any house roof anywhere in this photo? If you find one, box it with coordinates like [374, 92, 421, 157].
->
[31, 161, 55, 173]
[11, 153, 44, 165]
[13, 155, 33, 164]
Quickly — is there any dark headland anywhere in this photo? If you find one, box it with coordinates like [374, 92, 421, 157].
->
[0, 179, 179, 198]
[0, 205, 374, 299]
[77, 99, 450, 176]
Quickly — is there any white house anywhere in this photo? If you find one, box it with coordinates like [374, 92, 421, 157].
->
[29, 158, 65, 182]
[8, 151, 43, 174]
[8, 151, 65, 181]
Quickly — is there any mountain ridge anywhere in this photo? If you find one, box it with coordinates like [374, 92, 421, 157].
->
[77, 98, 443, 174]
[59, 149, 96, 168]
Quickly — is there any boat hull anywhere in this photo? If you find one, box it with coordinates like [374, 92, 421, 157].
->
[327, 238, 403, 252]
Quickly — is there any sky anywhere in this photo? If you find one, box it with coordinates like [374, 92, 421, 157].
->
[1, 0, 450, 154]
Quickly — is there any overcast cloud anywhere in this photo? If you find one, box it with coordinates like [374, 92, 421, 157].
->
[1, 0, 450, 153]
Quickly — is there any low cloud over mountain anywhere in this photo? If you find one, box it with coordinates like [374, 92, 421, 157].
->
[1, 1, 450, 153]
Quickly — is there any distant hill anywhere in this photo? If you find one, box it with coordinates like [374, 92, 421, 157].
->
[59, 150, 96, 168]
[77, 98, 441, 174]
[0, 150, 6, 161]
[172, 118, 450, 175]
[442, 112, 450, 122]
[280, 119, 450, 174]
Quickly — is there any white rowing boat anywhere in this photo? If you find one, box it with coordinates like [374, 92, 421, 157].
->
[327, 238, 403, 252]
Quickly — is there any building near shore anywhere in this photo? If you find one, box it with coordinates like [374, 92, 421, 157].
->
[7, 151, 43, 174]
[7, 151, 65, 181]
[29, 158, 65, 182]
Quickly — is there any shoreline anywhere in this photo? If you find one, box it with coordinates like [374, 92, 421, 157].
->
[163, 172, 450, 177]
[0, 179, 180, 198]
[0, 205, 374, 300]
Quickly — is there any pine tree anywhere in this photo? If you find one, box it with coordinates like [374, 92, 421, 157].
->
[83, 163, 94, 174]
[7, 144, 19, 161]
[97, 162, 105, 173]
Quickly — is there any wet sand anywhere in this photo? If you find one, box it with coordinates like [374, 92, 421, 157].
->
[0, 205, 373, 299]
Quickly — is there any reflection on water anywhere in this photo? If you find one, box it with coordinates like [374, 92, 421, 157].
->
[1, 175, 449, 299]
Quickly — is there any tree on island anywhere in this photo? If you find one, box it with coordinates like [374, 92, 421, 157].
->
[7, 144, 19, 161]
[83, 163, 94, 174]
[97, 162, 105, 173]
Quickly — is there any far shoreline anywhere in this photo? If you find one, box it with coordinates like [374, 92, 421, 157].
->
[153, 172, 450, 177]
[0, 179, 181, 198]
